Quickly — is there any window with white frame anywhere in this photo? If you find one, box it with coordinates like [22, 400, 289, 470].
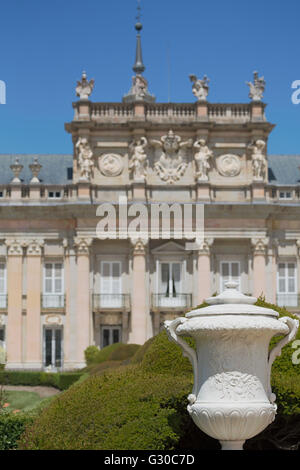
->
[43, 262, 64, 308]
[220, 261, 241, 293]
[43, 326, 63, 369]
[277, 261, 297, 306]
[100, 261, 122, 307]
[158, 261, 185, 307]
[279, 191, 292, 200]
[0, 263, 6, 308]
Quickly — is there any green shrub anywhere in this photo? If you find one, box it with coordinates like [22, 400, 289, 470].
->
[84, 346, 100, 366]
[0, 370, 82, 391]
[0, 413, 34, 450]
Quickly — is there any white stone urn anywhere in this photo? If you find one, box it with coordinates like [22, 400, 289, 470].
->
[164, 282, 299, 450]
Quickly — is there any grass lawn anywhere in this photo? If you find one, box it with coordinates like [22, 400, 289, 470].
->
[2, 391, 45, 413]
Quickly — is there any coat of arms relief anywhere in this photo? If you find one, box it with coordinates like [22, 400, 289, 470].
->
[150, 130, 193, 184]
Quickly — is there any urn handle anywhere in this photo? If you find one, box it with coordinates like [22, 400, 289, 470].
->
[267, 316, 299, 403]
[164, 317, 198, 399]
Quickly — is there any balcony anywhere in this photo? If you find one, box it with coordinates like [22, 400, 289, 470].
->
[152, 294, 192, 311]
[41, 294, 65, 310]
[93, 294, 130, 311]
[276, 294, 300, 309]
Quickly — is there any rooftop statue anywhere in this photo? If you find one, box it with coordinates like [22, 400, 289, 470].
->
[76, 71, 95, 100]
[246, 71, 265, 102]
[189, 74, 210, 101]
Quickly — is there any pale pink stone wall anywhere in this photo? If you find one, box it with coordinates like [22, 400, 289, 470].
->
[253, 255, 266, 298]
[198, 253, 211, 304]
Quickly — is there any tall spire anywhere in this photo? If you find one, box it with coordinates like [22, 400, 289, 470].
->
[133, 0, 145, 74]
[123, 0, 155, 103]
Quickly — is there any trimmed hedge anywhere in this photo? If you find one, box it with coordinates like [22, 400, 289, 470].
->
[0, 371, 82, 391]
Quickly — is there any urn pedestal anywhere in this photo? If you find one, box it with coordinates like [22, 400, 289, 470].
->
[164, 282, 299, 450]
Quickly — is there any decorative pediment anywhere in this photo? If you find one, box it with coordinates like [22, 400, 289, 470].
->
[151, 241, 187, 255]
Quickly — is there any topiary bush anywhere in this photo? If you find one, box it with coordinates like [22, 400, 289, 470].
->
[84, 346, 100, 366]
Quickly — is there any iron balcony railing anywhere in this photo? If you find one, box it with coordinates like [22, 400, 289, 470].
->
[41, 294, 65, 309]
[276, 294, 300, 308]
[93, 294, 130, 310]
[152, 294, 192, 309]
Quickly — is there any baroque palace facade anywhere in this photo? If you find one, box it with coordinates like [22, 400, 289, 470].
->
[2, 27, 300, 370]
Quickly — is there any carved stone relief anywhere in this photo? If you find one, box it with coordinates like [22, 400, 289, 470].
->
[98, 153, 124, 177]
[216, 154, 241, 177]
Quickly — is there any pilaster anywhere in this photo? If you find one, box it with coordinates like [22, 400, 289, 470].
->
[129, 237, 148, 345]
[251, 237, 269, 298]
[25, 239, 44, 368]
[197, 238, 214, 304]
[5, 239, 24, 368]
[74, 237, 93, 366]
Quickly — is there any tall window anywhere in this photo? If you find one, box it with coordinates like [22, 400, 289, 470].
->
[0, 263, 6, 308]
[220, 261, 240, 293]
[277, 262, 297, 306]
[101, 326, 121, 349]
[43, 327, 63, 369]
[43, 262, 64, 308]
[100, 261, 122, 307]
[159, 262, 184, 307]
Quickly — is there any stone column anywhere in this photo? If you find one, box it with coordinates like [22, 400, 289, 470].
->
[74, 237, 92, 367]
[197, 239, 213, 305]
[25, 239, 44, 369]
[129, 238, 148, 345]
[5, 240, 24, 368]
[251, 238, 269, 299]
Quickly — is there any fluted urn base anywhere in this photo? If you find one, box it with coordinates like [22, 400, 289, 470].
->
[188, 402, 277, 449]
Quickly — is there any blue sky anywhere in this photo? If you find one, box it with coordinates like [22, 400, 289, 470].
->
[0, 0, 300, 154]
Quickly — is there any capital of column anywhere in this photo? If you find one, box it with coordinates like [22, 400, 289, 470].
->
[197, 238, 214, 256]
[26, 239, 44, 256]
[74, 237, 93, 255]
[251, 237, 269, 256]
[5, 239, 26, 256]
[130, 237, 148, 256]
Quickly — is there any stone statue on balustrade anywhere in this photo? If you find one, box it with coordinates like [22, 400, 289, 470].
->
[248, 139, 267, 181]
[150, 130, 192, 184]
[76, 137, 94, 181]
[189, 74, 210, 101]
[76, 71, 95, 100]
[246, 71, 265, 101]
[193, 139, 213, 181]
[129, 136, 148, 182]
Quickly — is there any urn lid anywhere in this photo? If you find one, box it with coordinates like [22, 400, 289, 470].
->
[186, 282, 279, 318]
